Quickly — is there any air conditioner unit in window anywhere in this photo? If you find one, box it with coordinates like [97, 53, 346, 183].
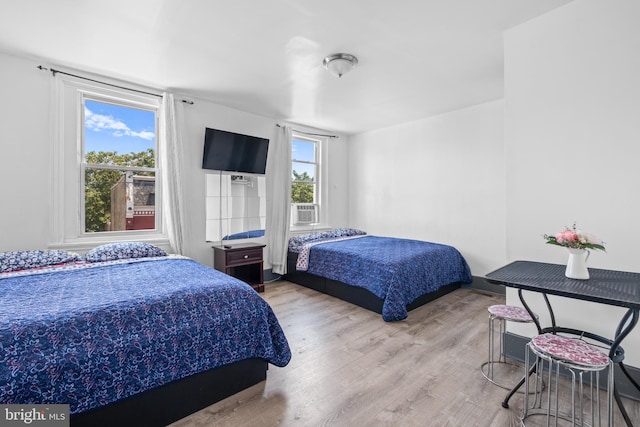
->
[292, 203, 319, 225]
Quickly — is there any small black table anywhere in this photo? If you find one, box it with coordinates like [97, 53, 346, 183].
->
[485, 260, 640, 426]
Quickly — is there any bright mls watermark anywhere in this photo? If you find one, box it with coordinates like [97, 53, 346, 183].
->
[0, 405, 69, 427]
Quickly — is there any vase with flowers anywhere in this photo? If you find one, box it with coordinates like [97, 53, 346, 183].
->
[543, 223, 606, 280]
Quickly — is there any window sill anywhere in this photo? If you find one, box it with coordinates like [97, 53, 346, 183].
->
[289, 224, 332, 235]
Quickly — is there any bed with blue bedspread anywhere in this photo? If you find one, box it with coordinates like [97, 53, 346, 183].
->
[0, 243, 291, 426]
[285, 229, 472, 321]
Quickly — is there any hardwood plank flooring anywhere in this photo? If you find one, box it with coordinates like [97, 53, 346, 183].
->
[170, 281, 640, 426]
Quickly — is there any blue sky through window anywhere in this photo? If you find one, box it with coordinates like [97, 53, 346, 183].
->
[84, 100, 156, 154]
[292, 139, 315, 179]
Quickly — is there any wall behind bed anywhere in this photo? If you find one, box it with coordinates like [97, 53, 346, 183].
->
[0, 53, 52, 251]
[347, 99, 507, 277]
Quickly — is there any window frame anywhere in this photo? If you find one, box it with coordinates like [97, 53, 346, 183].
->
[81, 95, 159, 234]
[290, 132, 328, 229]
[51, 73, 167, 250]
[291, 134, 319, 204]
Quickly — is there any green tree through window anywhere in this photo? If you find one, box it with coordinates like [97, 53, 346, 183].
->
[84, 149, 155, 232]
[291, 170, 314, 203]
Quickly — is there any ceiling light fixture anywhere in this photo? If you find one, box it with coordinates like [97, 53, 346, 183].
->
[323, 53, 358, 78]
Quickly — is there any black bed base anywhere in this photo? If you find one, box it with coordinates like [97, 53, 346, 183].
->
[71, 358, 267, 427]
[284, 251, 461, 316]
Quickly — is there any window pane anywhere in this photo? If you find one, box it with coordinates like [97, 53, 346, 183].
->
[290, 135, 318, 211]
[84, 100, 156, 167]
[85, 168, 156, 232]
[291, 182, 315, 204]
[292, 161, 315, 182]
[292, 139, 315, 162]
[83, 99, 157, 233]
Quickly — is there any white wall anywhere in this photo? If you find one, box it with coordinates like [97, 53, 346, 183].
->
[504, 0, 640, 365]
[0, 50, 350, 269]
[0, 54, 52, 251]
[348, 100, 506, 276]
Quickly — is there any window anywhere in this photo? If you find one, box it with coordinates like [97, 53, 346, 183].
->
[83, 100, 157, 233]
[52, 74, 164, 247]
[291, 135, 318, 204]
[291, 134, 320, 226]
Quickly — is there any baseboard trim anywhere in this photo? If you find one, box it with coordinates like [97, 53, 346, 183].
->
[464, 275, 505, 295]
[264, 268, 281, 283]
[504, 332, 640, 401]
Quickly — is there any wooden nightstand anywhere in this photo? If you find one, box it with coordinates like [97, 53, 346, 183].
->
[213, 243, 266, 292]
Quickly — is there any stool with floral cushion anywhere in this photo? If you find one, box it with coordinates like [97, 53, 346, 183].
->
[481, 304, 539, 389]
[523, 333, 614, 426]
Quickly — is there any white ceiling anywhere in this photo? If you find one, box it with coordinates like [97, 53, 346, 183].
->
[0, 0, 572, 135]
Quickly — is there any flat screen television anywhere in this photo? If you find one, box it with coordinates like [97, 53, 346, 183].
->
[202, 128, 269, 175]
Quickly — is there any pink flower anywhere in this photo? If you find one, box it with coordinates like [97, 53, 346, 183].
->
[555, 229, 577, 244]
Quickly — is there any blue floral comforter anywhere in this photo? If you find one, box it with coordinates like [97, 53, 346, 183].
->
[0, 257, 291, 414]
[299, 236, 472, 321]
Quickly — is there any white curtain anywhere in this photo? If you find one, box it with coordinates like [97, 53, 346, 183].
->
[266, 125, 292, 275]
[159, 93, 188, 255]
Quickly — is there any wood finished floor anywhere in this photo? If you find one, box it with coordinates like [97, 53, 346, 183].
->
[170, 280, 640, 427]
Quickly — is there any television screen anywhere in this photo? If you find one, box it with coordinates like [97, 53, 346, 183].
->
[202, 128, 269, 174]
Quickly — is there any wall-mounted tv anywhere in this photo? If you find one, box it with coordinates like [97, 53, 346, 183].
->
[202, 128, 269, 175]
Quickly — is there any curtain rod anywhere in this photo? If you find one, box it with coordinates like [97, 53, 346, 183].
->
[276, 123, 338, 139]
[37, 65, 196, 105]
[38, 65, 163, 98]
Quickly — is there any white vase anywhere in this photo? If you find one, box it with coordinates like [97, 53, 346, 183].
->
[565, 248, 590, 280]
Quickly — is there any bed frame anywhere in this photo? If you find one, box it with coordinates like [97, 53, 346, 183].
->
[284, 251, 461, 315]
[71, 358, 267, 426]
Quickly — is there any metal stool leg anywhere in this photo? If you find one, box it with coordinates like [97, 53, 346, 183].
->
[522, 342, 547, 422]
[499, 315, 506, 363]
[488, 314, 495, 380]
[551, 358, 558, 427]
[523, 342, 531, 417]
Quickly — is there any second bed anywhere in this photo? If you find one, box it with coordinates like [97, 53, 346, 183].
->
[284, 229, 472, 321]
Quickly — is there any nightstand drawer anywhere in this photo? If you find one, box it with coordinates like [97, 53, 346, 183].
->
[226, 248, 263, 265]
